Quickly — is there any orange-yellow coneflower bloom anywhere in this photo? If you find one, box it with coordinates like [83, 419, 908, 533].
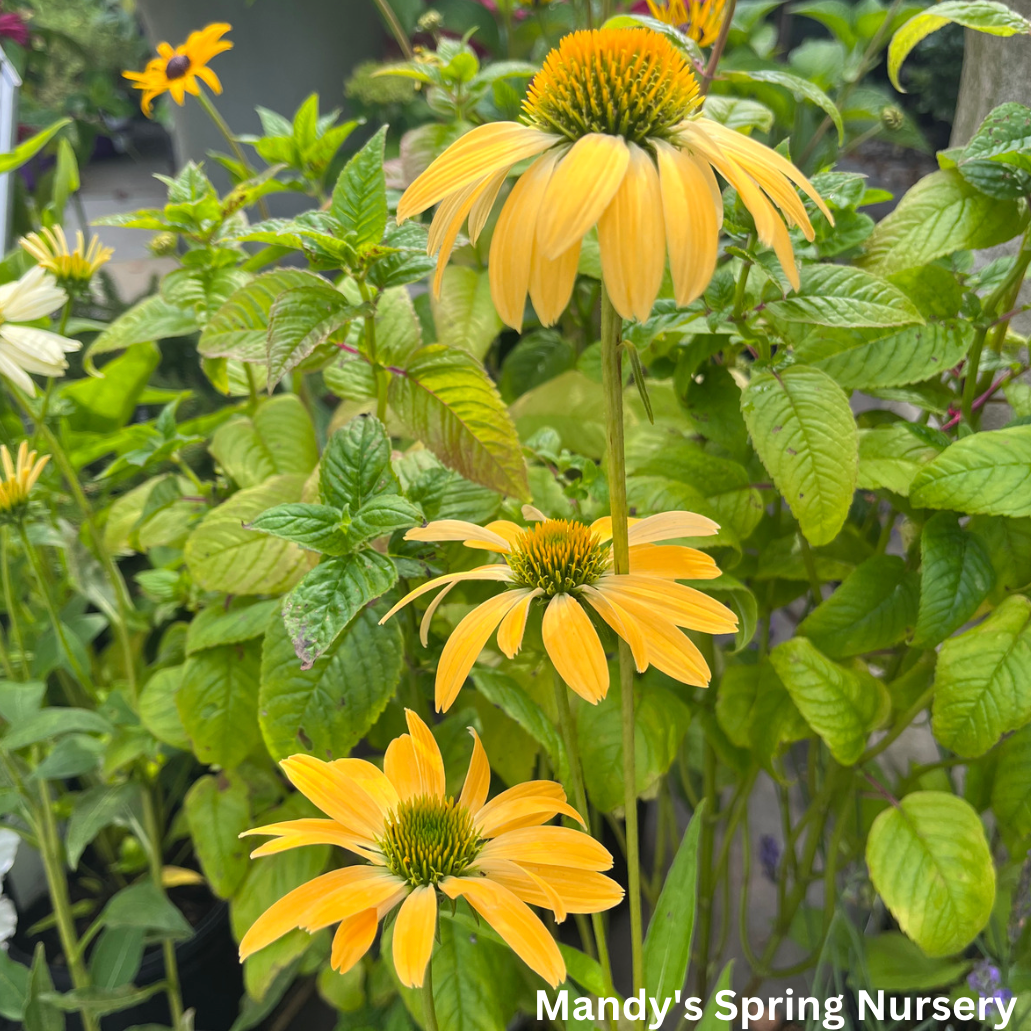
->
[647, 0, 728, 46]
[123, 23, 233, 117]
[380, 509, 738, 711]
[0, 442, 48, 516]
[239, 710, 622, 988]
[21, 226, 113, 289]
[397, 27, 831, 327]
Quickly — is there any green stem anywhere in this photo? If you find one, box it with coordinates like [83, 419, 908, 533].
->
[961, 327, 987, 426]
[693, 742, 718, 999]
[372, 0, 415, 60]
[37, 778, 100, 1031]
[57, 298, 72, 337]
[421, 962, 440, 1031]
[599, 285, 644, 992]
[1, 529, 29, 680]
[195, 89, 271, 220]
[551, 669, 614, 992]
[798, 533, 822, 608]
[699, 0, 738, 95]
[142, 786, 184, 1027]
[358, 281, 389, 421]
[0, 624, 13, 679]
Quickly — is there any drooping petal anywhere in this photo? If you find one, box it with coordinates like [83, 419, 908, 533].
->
[405, 520, 513, 551]
[437, 591, 531, 712]
[598, 574, 738, 634]
[241, 819, 382, 863]
[306, 868, 410, 932]
[626, 510, 720, 544]
[597, 142, 666, 322]
[542, 593, 609, 704]
[475, 857, 568, 923]
[496, 587, 543, 659]
[468, 168, 511, 244]
[479, 826, 614, 870]
[392, 886, 437, 988]
[537, 133, 630, 261]
[476, 858, 624, 915]
[378, 565, 513, 625]
[279, 755, 384, 842]
[404, 709, 447, 799]
[528, 236, 581, 328]
[398, 123, 557, 222]
[331, 909, 379, 974]
[628, 542, 720, 580]
[580, 584, 648, 672]
[439, 876, 566, 988]
[458, 728, 490, 815]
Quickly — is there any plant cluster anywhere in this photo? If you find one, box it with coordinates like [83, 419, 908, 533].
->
[1, 1, 1031, 1030]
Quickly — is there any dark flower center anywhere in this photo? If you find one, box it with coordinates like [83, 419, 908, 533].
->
[165, 55, 191, 79]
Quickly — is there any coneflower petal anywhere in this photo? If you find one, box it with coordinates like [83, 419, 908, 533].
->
[542, 593, 609, 704]
[392, 886, 437, 988]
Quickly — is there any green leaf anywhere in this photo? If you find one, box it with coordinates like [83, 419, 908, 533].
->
[888, 1, 1030, 91]
[199, 269, 320, 361]
[797, 319, 973, 389]
[798, 555, 919, 659]
[86, 295, 199, 367]
[210, 394, 319, 489]
[24, 944, 60, 1031]
[390, 344, 530, 500]
[2, 707, 112, 750]
[0, 118, 69, 173]
[89, 927, 144, 989]
[65, 344, 161, 436]
[859, 170, 1029, 276]
[989, 724, 1031, 842]
[176, 641, 262, 768]
[281, 550, 398, 668]
[910, 425, 1031, 517]
[266, 284, 360, 391]
[332, 125, 388, 251]
[724, 68, 843, 142]
[0, 680, 47, 725]
[769, 638, 888, 765]
[697, 961, 734, 1031]
[766, 265, 923, 328]
[0, 949, 30, 1021]
[864, 932, 972, 992]
[248, 503, 348, 555]
[499, 330, 577, 402]
[866, 791, 994, 957]
[39, 984, 165, 1019]
[260, 602, 403, 761]
[741, 365, 858, 546]
[186, 598, 281, 655]
[374, 285, 424, 367]
[716, 662, 809, 766]
[430, 266, 503, 360]
[66, 782, 142, 870]
[138, 666, 191, 751]
[184, 772, 252, 898]
[931, 593, 1031, 757]
[184, 475, 313, 595]
[703, 95, 775, 134]
[101, 879, 193, 939]
[644, 800, 706, 1003]
[913, 512, 995, 647]
[320, 415, 399, 510]
[342, 495, 422, 549]
[970, 514, 1031, 599]
[857, 423, 944, 496]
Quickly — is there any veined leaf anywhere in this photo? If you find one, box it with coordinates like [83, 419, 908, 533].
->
[248, 503, 348, 555]
[184, 773, 252, 898]
[320, 415, 399, 510]
[857, 423, 944, 496]
[86, 295, 199, 368]
[389, 344, 530, 500]
[331, 125, 388, 251]
[867, 792, 994, 957]
[990, 725, 1031, 843]
[724, 68, 843, 143]
[741, 365, 857, 546]
[430, 266, 503, 360]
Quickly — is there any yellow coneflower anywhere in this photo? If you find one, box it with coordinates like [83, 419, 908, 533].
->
[380, 508, 738, 712]
[123, 23, 233, 117]
[21, 227, 113, 290]
[647, 0, 728, 46]
[0, 442, 48, 516]
[397, 27, 831, 327]
[239, 710, 622, 988]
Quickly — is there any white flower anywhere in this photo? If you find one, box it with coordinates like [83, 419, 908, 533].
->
[0, 828, 18, 950]
[0, 266, 81, 395]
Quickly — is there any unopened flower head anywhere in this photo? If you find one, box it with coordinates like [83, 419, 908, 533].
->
[123, 23, 232, 117]
[646, 0, 728, 46]
[0, 266, 80, 396]
[0, 442, 49, 517]
[239, 710, 622, 988]
[398, 27, 831, 327]
[381, 507, 738, 712]
[21, 226, 113, 290]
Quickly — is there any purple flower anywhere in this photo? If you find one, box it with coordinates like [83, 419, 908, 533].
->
[968, 960, 1008, 1001]
[758, 834, 780, 882]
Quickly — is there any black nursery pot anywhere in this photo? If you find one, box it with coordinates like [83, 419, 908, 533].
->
[3, 896, 244, 1031]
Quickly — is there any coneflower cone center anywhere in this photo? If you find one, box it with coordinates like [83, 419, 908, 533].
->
[379, 796, 481, 888]
[521, 28, 701, 146]
[508, 519, 610, 597]
[166, 55, 190, 79]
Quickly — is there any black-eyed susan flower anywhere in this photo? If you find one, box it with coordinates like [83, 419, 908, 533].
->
[21, 227, 113, 291]
[123, 23, 233, 117]
[380, 509, 738, 711]
[646, 0, 728, 46]
[239, 710, 622, 988]
[397, 27, 831, 327]
[0, 267, 79, 396]
[0, 442, 48, 517]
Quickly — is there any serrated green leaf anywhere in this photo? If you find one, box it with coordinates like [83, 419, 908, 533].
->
[281, 551, 398, 668]
[914, 512, 995, 647]
[375, 284, 424, 367]
[969, 514, 1031, 600]
[320, 415, 399, 510]
[866, 792, 994, 957]
[184, 772, 252, 898]
[767, 264, 923, 327]
[799, 554, 919, 658]
[184, 474, 312, 594]
[177, 641, 262, 768]
[186, 598, 281, 655]
[741, 365, 857, 546]
[260, 602, 403, 760]
[248, 503, 348, 555]
[390, 344, 530, 500]
[724, 68, 843, 142]
[430, 266, 503, 360]
[932, 593, 1031, 757]
[860, 170, 1029, 275]
[910, 425, 1031, 517]
[342, 495, 422, 549]
[857, 423, 945, 496]
[769, 638, 888, 764]
[332, 125, 388, 251]
[85, 295, 199, 367]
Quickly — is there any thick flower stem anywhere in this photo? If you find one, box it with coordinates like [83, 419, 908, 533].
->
[551, 669, 614, 991]
[599, 287, 644, 993]
[1, 529, 29, 679]
[421, 963, 440, 1031]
